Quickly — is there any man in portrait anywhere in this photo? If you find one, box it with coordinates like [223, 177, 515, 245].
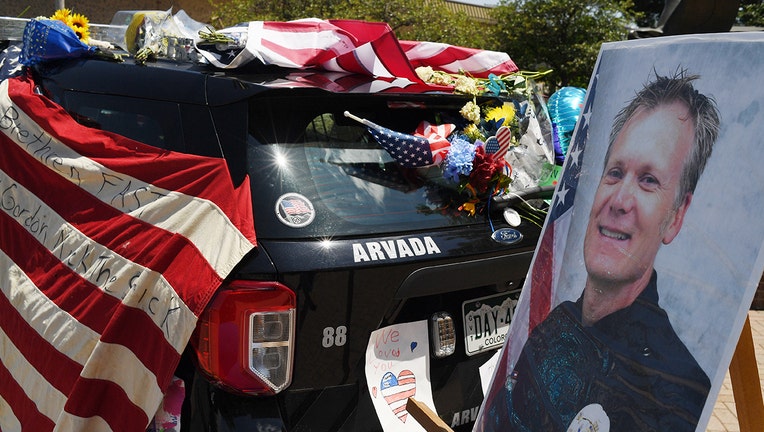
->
[485, 69, 721, 431]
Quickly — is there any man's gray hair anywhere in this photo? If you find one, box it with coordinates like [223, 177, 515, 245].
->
[605, 69, 721, 208]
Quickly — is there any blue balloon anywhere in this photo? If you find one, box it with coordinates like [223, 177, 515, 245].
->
[548, 87, 586, 160]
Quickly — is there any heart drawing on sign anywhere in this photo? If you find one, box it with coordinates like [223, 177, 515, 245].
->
[380, 370, 416, 423]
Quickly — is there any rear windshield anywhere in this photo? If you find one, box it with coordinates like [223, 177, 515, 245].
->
[245, 92, 496, 239]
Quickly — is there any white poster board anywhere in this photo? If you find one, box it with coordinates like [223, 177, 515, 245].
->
[365, 320, 437, 431]
[475, 32, 764, 432]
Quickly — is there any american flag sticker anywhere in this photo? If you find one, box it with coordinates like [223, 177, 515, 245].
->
[275, 193, 316, 228]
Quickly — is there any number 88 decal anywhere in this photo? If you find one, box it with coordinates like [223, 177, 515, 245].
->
[322, 326, 347, 348]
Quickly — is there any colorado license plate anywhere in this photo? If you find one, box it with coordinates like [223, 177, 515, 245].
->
[462, 290, 521, 356]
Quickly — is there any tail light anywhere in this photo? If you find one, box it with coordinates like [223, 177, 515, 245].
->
[193, 280, 296, 395]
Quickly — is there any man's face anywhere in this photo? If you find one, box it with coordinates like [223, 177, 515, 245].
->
[583, 102, 694, 287]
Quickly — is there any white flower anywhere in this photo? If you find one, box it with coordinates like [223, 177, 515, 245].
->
[454, 76, 479, 96]
[460, 101, 481, 123]
[415, 66, 434, 82]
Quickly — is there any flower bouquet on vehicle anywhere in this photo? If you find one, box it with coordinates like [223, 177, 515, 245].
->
[16, 8, 124, 66]
[346, 67, 555, 220]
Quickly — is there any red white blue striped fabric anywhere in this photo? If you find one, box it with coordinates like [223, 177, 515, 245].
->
[198, 19, 517, 82]
[0, 74, 257, 431]
[399, 40, 518, 78]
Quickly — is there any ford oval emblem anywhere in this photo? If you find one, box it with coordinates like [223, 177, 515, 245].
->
[491, 228, 523, 245]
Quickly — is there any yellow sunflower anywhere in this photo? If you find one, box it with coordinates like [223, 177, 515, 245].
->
[50, 9, 91, 42]
[70, 13, 91, 42]
[50, 8, 72, 23]
[485, 102, 516, 125]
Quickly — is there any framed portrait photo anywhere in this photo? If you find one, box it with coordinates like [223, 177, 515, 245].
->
[475, 31, 764, 432]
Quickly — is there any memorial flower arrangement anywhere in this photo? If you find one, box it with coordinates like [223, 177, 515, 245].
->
[412, 66, 552, 216]
[50, 8, 91, 43]
[19, 9, 119, 66]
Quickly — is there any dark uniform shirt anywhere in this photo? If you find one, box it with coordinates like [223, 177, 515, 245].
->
[486, 271, 710, 431]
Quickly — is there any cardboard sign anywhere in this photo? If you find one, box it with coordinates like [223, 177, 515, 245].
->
[475, 32, 764, 432]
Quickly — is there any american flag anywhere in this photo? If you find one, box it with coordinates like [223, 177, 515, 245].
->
[0, 75, 257, 431]
[196, 19, 517, 83]
[413, 121, 454, 165]
[526, 73, 594, 332]
[400, 40, 518, 79]
[380, 369, 417, 423]
[486, 125, 512, 162]
[344, 112, 453, 168]
[281, 199, 311, 215]
[0, 44, 22, 81]
[368, 124, 436, 168]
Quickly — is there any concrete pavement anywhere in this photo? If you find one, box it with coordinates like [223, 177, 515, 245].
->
[705, 310, 764, 432]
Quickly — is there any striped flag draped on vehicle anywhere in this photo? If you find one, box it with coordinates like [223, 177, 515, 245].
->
[399, 40, 518, 78]
[196, 19, 517, 83]
[0, 74, 257, 431]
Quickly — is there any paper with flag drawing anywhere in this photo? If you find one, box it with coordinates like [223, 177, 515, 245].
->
[365, 320, 436, 431]
[0, 74, 257, 431]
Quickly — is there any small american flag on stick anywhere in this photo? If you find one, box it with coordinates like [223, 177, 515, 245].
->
[344, 111, 453, 168]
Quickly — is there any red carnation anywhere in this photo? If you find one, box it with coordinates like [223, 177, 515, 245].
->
[469, 146, 503, 194]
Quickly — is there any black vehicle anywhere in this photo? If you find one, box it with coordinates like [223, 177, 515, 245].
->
[9, 32, 551, 431]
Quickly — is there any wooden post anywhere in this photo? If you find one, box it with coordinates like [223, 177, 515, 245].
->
[406, 398, 454, 432]
[728, 315, 764, 431]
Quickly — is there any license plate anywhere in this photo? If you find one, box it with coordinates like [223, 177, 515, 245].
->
[462, 290, 521, 356]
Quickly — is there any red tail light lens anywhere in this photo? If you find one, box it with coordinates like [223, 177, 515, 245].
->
[193, 280, 296, 395]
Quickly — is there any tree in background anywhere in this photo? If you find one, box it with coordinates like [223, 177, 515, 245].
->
[209, 0, 336, 23]
[212, 0, 760, 91]
[738, 0, 764, 27]
[630, 0, 665, 28]
[208, 0, 488, 48]
[490, 0, 636, 91]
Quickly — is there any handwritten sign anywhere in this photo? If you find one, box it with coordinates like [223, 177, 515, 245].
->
[0, 118, 188, 346]
[0, 74, 256, 431]
[0, 85, 252, 347]
[365, 320, 436, 431]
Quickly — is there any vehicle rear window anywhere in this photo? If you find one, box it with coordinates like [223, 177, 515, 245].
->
[245, 92, 488, 239]
[60, 91, 183, 151]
